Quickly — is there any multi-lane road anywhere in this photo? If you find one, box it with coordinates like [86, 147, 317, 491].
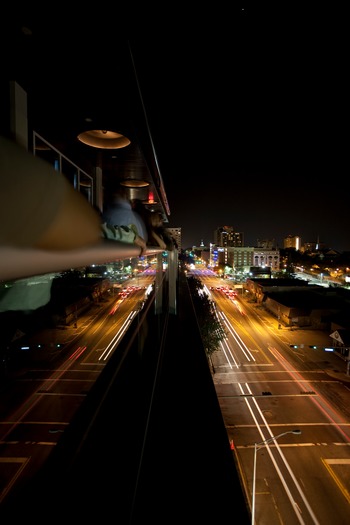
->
[195, 270, 350, 525]
[0, 275, 154, 509]
[2, 268, 350, 523]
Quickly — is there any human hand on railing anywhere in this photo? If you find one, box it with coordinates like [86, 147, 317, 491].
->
[134, 234, 147, 255]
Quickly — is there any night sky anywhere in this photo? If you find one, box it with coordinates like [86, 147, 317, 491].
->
[6, 7, 347, 252]
[131, 9, 347, 251]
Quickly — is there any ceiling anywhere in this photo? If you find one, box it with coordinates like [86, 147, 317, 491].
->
[3, 19, 170, 219]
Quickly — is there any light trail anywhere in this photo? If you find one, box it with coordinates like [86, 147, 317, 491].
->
[0, 344, 89, 442]
[269, 345, 350, 442]
[239, 382, 320, 525]
[219, 338, 240, 369]
[219, 310, 256, 362]
[99, 311, 137, 361]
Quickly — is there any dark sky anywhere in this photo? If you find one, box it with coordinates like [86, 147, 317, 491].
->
[6, 7, 347, 252]
[130, 10, 347, 251]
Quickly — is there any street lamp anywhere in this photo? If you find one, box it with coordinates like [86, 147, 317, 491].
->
[251, 429, 301, 525]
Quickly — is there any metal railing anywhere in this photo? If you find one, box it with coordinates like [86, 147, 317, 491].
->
[33, 132, 94, 203]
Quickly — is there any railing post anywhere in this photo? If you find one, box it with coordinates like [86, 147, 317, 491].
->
[154, 251, 163, 314]
[168, 249, 178, 315]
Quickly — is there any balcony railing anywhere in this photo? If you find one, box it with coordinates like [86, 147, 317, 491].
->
[33, 132, 94, 203]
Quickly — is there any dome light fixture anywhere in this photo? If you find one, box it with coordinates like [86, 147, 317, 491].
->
[77, 129, 131, 149]
[120, 179, 150, 188]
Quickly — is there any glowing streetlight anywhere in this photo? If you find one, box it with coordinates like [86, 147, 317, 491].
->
[251, 429, 301, 525]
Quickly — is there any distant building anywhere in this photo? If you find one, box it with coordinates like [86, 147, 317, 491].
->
[214, 226, 244, 247]
[301, 241, 327, 253]
[284, 234, 302, 250]
[244, 278, 350, 331]
[249, 266, 272, 278]
[185, 242, 210, 266]
[166, 227, 181, 252]
[253, 249, 280, 272]
[210, 245, 254, 271]
[209, 245, 280, 273]
[256, 239, 277, 250]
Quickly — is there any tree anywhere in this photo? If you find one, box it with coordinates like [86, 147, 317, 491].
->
[187, 276, 227, 372]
